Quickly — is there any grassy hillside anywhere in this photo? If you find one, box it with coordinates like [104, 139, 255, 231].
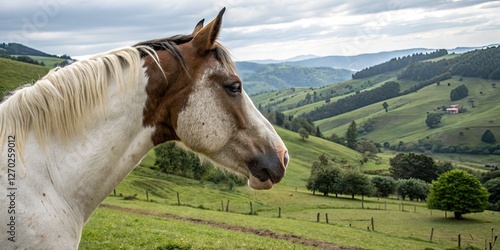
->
[237, 62, 353, 95]
[251, 51, 500, 162]
[80, 152, 500, 250]
[78, 129, 500, 249]
[251, 72, 396, 115]
[318, 76, 500, 148]
[28, 55, 65, 68]
[0, 57, 49, 95]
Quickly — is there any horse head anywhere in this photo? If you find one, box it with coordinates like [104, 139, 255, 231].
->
[140, 8, 289, 189]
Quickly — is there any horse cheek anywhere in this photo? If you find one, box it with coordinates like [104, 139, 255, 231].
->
[176, 87, 233, 155]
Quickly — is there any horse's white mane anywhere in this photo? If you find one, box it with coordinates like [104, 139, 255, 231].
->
[0, 46, 159, 159]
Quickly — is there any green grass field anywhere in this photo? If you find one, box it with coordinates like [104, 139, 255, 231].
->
[79, 127, 499, 250]
[27, 55, 66, 68]
[317, 76, 500, 149]
[0, 57, 49, 95]
[81, 164, 500, 250]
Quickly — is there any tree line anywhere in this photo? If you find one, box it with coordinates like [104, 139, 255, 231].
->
[154, 142, 245, 189]
[306, 152, 500, 217]
[300, 81, 400, 121]
[1, 54, 45, 66]
[264, 110, 321, 137]
[352, 49, 448, 79]
[398, 46, 500, 81]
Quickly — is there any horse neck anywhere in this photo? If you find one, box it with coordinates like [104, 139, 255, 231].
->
[24, 64, 154, 223]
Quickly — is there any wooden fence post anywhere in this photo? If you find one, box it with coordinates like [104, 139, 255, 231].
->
[384, 201, 387, 210]
[325, 213, 329, 224]
[146, 190, 149, 201]
[226, 199, 230, 212]
[430, 228, 434, 242]
[492, 227, 495, 243]
[317, 213, 320, 222]
[177, 192, 180, 206]
[113, 189, 116, 196]
[371, 217, 374, 231]
[249, 201, 253, 215]
[278, 207, 282, 218]
[221, 200, 224, 211]
[458, 233, 461, 248]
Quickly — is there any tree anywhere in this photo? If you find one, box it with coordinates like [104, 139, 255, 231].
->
[397, 178, 429, 201]
[305, 92, 312, 103]
[306, 155, 343, 196]
[450, 84, 469, 101]
[345, 121, 358, 149]
[425, 113, 442, 129]
[483, 177, 500, 210]
[389, 153, 439, 182]
[356, 140, 379, 154]
[371, 176, 397, 197]
[298, 127, 309, 141]
[275, 111, 285, 126]
[436, 161, 454, 175]
[340, 169, 372, 199]
[427, 170, 489, 219]
[360, 119, 376, 133]
[315, 127, 323, 138]
[329, 133, 343, 144]
[382, 101, 389, 112]
[481, 129, 496, 143]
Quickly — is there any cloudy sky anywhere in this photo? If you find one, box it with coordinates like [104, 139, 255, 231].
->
[1, 0, 500, 61]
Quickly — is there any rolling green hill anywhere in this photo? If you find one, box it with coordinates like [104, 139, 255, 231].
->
[250, 49, 500, 161]
[0, 57, 49, 95]
[318, 77, 500, 140]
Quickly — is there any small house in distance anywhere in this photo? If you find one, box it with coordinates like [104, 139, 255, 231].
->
[446, 104, 461, 114]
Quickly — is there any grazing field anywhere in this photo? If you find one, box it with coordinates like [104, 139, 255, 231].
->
[81, 165, 500, 250]
[79, 126, 499, 249]
[0, 57, 49, 95]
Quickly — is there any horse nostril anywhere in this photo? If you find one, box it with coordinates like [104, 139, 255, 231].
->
[283, 150, 289, 167]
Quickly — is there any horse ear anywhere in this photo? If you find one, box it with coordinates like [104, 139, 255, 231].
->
[192, 7, 225, 53]
[192, 19, 204, 36]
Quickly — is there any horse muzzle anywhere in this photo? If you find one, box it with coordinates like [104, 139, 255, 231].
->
[247, 149, 289, 190]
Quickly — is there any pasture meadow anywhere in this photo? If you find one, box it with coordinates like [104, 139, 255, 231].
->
[81, 165, 500, 250]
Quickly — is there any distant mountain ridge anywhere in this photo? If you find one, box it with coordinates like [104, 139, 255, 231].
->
[244, 44, 500, 71]
[0, 43, 54, 57]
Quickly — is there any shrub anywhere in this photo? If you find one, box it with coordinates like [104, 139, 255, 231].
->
[481, 129, 496, 143]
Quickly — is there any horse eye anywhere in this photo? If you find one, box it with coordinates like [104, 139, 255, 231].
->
[226, 82, 242, 95]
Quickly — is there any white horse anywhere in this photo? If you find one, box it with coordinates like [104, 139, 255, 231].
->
[0, 8, 288, 249]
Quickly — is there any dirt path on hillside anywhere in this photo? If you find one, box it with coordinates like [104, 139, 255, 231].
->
[100, 204, 362, 250]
